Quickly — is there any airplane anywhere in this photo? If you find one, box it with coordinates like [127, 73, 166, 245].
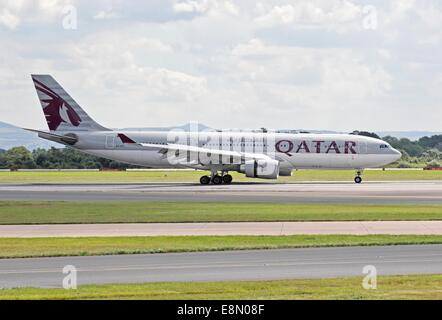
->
[25, 75, 402, 185]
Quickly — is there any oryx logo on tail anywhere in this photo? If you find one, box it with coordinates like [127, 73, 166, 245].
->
[33, 78, 82, 131]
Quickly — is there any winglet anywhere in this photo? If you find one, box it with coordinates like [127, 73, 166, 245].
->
[118, 133, 136, 144]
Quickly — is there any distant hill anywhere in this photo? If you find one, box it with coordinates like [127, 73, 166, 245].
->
[377, 131, 442, 141]
[294, 130, 442, 140]
[0, 122, 59, 150]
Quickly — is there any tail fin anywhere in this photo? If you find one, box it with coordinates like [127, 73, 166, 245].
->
[31, 75, 108, 132]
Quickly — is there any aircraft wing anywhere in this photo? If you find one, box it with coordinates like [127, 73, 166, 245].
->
[117, 133, 278, 162]
[139, 143, 273, 162]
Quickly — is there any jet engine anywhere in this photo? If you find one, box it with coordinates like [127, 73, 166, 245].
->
[279, 167, 293, 176]
[239, 159, 280, 179]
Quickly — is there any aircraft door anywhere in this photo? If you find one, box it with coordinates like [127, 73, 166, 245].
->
[358, 141, 367, 154]
[105, 135, 116, 149]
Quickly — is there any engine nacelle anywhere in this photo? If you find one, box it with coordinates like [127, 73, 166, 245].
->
[240, 159, 280, 179]
[279, 167, 293, 177]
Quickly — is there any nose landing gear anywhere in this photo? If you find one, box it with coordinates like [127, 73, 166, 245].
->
[354, 170, 363, 184]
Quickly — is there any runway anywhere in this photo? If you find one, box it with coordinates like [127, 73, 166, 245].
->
[1, 181, 442, 204]
[1, 245, 441, 288]
[2, 221, 442, 237]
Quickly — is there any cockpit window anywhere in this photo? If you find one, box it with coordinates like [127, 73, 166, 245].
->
[380, 144, 389, 149]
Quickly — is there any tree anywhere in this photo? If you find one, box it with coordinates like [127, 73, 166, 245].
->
[0, 151, 5, 168]
[383, 136, 424, 157]
[383, 136, 400, 148]
[400, 138, 426, 157]
[354, 131, 381, 139]
[421, 149, 442, 162]
[3, 146, 36, 170]
[418, 135, 442, 149]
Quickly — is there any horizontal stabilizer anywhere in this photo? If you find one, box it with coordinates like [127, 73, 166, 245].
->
[23, 128, 78, 145]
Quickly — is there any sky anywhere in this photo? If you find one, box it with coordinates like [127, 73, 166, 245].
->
[0, 0, 441, 132]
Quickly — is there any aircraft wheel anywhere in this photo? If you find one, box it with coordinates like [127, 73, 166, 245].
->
[354, 176, 362, 184]
[200, 176, 211, 185]
[212, 175, 223, 185]
[223, 174, 233, 184]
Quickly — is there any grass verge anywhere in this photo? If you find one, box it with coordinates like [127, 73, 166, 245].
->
[1, 201, 442, 224]
[1, 274, 442, 299]
[1, 235, 442, 258]
[0, 169, 441, 184]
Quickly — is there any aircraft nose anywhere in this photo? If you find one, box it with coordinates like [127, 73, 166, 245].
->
[393, 148, 402, 160]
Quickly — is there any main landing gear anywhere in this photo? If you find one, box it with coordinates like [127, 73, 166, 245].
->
[200, 172, 233, 185]
[199, 176, 211, 185]
[354, 170, 363, 184]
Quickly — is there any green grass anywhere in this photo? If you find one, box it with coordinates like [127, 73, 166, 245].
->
[1, 235, 442, 258]
[2, 274, 442, 299]
[0, 169, 441, 184]
[1, 201, 442, 224]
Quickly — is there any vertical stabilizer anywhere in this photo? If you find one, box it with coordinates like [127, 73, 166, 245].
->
[32, 75, 108, 132]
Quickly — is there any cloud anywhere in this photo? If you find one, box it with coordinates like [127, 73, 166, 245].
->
[0, 8, 20, 29]
[0, 0, 441, 131]
[254, 0, 363, 29]
[227, 38, 392, 116]
[173, 0, 211, 14]
[173, 0, 239, 16]
[0, 0, 79, 30]
[93, 9, 119, 20]
[63, 29, 206, 101]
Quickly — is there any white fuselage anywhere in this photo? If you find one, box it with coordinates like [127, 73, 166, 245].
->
[29, 74, 402, 183]
[66, 130, 402, 176]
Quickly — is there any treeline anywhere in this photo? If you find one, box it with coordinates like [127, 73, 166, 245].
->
[1, 133, 442, 169]
[357, 132, 442, 168]
[0, 146, 139, 170]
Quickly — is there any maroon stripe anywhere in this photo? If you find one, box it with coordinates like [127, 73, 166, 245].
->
[33, 78, 57, 95]
[35, 84, 58, 100]
[118, 134, 136, 144]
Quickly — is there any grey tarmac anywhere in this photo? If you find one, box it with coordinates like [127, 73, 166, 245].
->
[0, 245, 441, 288]
[1, 181, 442, 204]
